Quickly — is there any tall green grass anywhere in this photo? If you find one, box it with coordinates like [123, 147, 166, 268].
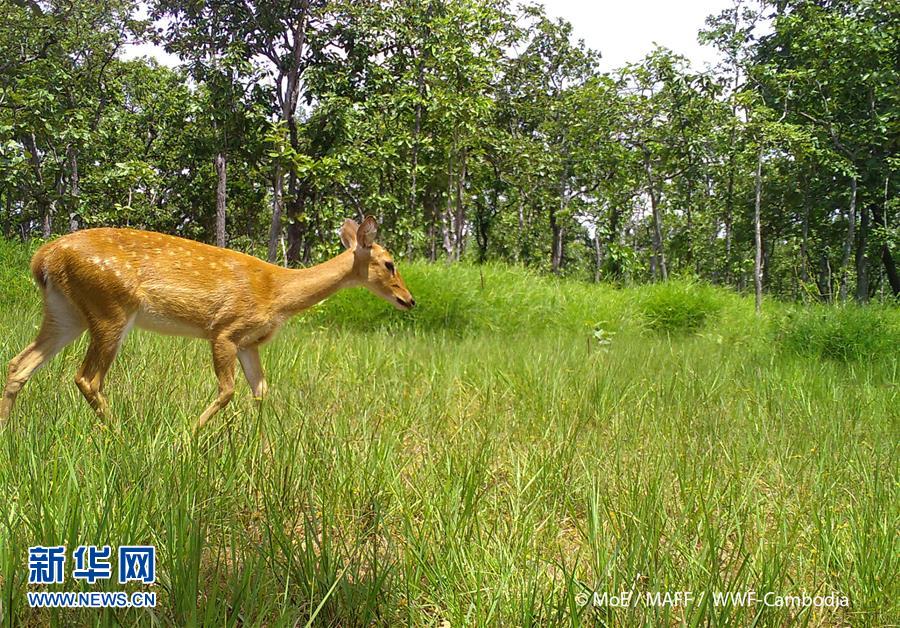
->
[0, 238, 896, 625]
[775, 304, 900, 362]
[632, 279, 725, 333]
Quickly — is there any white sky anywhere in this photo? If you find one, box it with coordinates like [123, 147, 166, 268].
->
[122, 42, 179, 66]
[122, 1, 733, 72]
[540, 0, 732, 71]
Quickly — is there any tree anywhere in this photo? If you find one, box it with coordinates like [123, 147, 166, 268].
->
[0, 0, 137, 236]
[502, 7, 598, 272]
[755, 0, 900, 298]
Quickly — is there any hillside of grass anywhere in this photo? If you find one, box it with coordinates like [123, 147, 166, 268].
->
[303, 256, 900, 364]
[0, 237, 897, 626]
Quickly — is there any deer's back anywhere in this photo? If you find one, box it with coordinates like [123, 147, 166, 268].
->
[33, 228, 280, 339]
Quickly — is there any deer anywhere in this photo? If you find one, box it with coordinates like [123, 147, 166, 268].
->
[0, 216, 415, 432]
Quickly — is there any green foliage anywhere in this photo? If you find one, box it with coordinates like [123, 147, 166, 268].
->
[777, 304, 900, 362]
[303, 261, 628, 337]
[1, 0, 898, 294]
[0, 237, 37, 301]
[633, 279, 725, 333]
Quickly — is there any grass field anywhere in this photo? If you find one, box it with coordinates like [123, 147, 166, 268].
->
[0, 239, 897, 626]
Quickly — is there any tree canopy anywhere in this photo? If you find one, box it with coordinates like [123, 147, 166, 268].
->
[1, 0, 897, 301]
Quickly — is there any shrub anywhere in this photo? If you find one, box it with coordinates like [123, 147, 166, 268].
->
[303, 261, 629, 337]
[0, 237, 40, 302]
[634, 280, 724, 333]
[777, 304, 900, 362]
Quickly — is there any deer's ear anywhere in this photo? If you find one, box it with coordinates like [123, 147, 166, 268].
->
[357, 216, 378, 249]
[340, 219, 359, 249]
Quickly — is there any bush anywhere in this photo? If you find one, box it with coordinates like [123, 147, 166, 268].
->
[0, 237, 40, 302]
[777, 304, 900, 362]
[634, 280, 724, 333]
[302, 261, 629, 337]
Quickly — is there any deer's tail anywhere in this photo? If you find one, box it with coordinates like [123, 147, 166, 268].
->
[29, 241, 54, 290]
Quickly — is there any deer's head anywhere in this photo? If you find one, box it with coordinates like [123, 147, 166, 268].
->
[341, 216, 416, 310]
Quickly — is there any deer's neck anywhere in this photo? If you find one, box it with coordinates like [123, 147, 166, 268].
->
[274, 251, 357, 316]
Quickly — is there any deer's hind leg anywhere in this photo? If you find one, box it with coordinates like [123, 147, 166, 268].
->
[74, 313, 134, 421]
[238, 346, 267, 401]
[1, 285, 86, 423]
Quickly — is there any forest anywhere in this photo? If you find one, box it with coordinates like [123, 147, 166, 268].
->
[1, 0, 897, 303]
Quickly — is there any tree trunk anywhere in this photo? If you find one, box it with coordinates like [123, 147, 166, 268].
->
[871, 201, 900, 296]
[425, 187, 437, 262]
[442, 177, 453, 260]
[605, 206, 622, 279]
[819, 255, 834, 302]
[838, 177, 857, 302]
[285, 175, 302, 264]
[551, 158, 570, 274]
[816, 254, 832, 302]
[475, 173, 500, 264]
[753, 147, 763, 313]
[43, 202, 53, 238]
[276, 4, 309, 262]
[475, 205, 488, 263]
[45, 171, 63, 238]
[855, 204, 869, 302]
[267, 165, 284, 264]
[23, 133, 50, 237]
[643, 154, 667, 281]
[881, 245, 900, 297]
[516, 199, 525, 263]
[68, 146, 79, 232]
[724, 50, 739, 284]
[549, 204, 563, 274]
[648, 187, 666, 281]
[410, 56, 424, 218]
[800, 185, 810, 285]
[593, 230, 602, 283]
[724, 144, 735, 283]
[550, 222, 564, 274]
[286, 190, 308, 265]
[685, 157, 695, 274]
[300, 200, 316, 264]
[454, 149, 467, 261]
[287, 221, 302, 264]
[215, 152, 227, 247]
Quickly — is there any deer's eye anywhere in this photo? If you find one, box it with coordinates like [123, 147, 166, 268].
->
[385, 261, 395, 274]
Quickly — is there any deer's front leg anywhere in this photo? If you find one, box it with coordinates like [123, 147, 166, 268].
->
[194, 339, 237, 433]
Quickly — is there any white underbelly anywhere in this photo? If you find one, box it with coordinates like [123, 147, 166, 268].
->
[134, 308, 206, 338]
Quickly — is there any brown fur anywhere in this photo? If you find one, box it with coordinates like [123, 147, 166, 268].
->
[1, 216, 414, 431]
